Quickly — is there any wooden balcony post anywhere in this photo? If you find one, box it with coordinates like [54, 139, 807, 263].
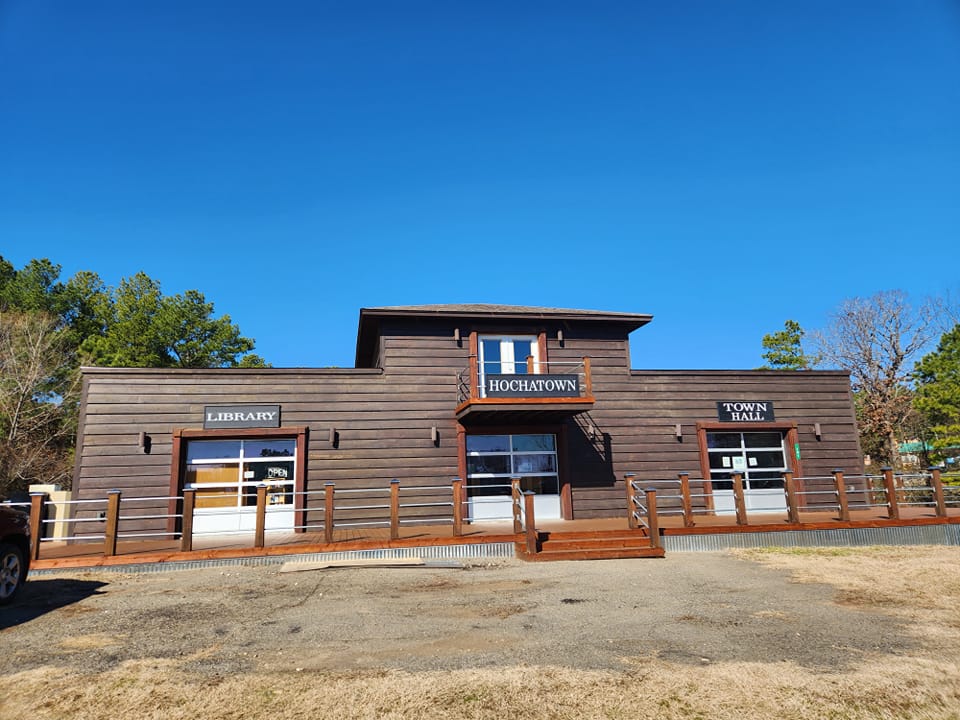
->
[254, 484, 268, 549]
[324, 483, 335, 544]
[929, 467, 947, 518]
[523, 491, 537, 554]
[833, 469, 850, 522]
[783, 472, 800, 525]
[511, 477, 522, 534]
[390, 479, 401, 539]
[526, 355, 535, 374]
[180, 489, 195, 552]
[881, 466, 899, 520]
[451, 478, 463, 537]
[625, 473, 638, 529]
[28, 492, 46, 562]
[678, 473, 694, 527]
[469, 355, 479, 400]
[732, 473, 747, 526]
[104, 490, 121, 557]
[645, 488, 661, 549]
[583, 357, 593, 398]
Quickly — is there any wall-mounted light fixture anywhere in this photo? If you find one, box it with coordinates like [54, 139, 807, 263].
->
[329, 427, 338, 447]
[814, 423, 822, 440]
[430, 426, 439, 446]
[557, 329, 564, 347]
[675, 424, 683, 441]
[138, 431, 151, 453]
[453, 327, 461, 345]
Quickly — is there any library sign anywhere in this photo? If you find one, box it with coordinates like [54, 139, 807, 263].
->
[716, 401, 775, 423]
[203, 404, 281, 429]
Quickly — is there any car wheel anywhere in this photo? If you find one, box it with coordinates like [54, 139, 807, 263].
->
[0, 542, 25, 604]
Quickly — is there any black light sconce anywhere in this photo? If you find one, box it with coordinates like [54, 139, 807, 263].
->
[814, 423, 822, 440]
[675, 424, 683, 442]
[430, 426, 439, 447]
[557, 329, 564, 347]
[453, 327, 461, 346]
[329, 427, 339, 448]
[138, 431, 152, 454]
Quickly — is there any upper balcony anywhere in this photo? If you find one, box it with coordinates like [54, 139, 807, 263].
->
[455, 356, 595, 424]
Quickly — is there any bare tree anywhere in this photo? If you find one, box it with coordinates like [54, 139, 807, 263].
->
[0, 311, 78, 497]
[812, 290, 943, 469]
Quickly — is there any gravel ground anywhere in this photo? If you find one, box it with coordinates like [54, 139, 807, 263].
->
[0, 552, 911, 677]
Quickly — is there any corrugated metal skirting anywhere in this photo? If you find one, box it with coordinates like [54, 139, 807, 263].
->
[30, 542, 517, 576]
[664, 524, 960, 552]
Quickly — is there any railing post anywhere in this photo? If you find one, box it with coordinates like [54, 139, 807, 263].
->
[254, 484, 268, 549]
[732, 473, 747, 526]
[678, 473, 694, 527]
[783, 472, 800, 524]
[625, 474, 638, 529]
[526, 355, 535, 374]
[104, 490, 121, 557]
[833, 469, 850, 522]
[929, 467, 947, 518]
[881, 466, 899, 520]
[523, 491, 537, 554]
[645, 488, 660, 549]
[324, 483, 335, 544]
[28, 492, 46, 562]
[390, 479, 401, 539]
[180, 489, 195, 552]
[511, 477, 522, 533]
[583, 357, 593, 398]
[452, 478, 463, 537]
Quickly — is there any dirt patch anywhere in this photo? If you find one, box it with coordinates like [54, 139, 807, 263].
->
[2, 548, 959, 719]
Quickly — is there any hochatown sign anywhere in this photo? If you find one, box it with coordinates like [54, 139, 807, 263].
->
[485, 374, 580, 398]
[204, 404, 281, 429]
[716, 401, 775, 422]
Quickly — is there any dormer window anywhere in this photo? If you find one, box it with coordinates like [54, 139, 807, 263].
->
[478, 335, 539, 397]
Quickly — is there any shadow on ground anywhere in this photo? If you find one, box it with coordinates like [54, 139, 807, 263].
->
[1, 578, 108, 629]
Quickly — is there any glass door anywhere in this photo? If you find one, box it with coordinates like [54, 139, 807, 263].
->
[706, 431, 789, 514]
[478, 336, 539, 397]
[466, 433, 561, 520]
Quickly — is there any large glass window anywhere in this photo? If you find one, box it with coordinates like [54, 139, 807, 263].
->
[478, 336, 539, 396]
[466, 434, 558, 497]
[185, 438, 296, 509]
[706, 431, 788, 491]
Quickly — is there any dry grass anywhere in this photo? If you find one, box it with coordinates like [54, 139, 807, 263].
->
[4, 546, 960, 720]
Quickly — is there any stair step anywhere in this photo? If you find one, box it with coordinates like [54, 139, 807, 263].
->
[538, 537, 655, 552]
[518, 546, 665, 562]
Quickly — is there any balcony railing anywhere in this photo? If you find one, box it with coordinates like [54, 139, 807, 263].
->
[456, 357, 594, 407]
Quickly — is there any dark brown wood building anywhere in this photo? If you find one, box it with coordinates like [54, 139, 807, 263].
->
[72, 304, 863, 535]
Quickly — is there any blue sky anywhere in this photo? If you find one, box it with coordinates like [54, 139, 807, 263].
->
[2, 1, 958, 369]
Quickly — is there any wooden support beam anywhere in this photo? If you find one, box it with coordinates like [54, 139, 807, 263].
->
[523, 491, 537, 554]
[104, 490, 121, 557]
[930, 467, 947, 518]
[390, 479, 400, 540]
[834, 469, 850, 522]
[783, 472, 800, 525]
[732, 473, 747, 526]
[254, 484, 267, 549]
[511, 477, 522, 534]
[451, 478, 463, 537]
[645, 488, 661, 549]
[29, 492, 46, 562]
[324, 483, 335, 544]
[678, 473, 694, 527]
[624, 474, 637, 530]
[882, 466, 899, 520]
[180, 489, 195, 552]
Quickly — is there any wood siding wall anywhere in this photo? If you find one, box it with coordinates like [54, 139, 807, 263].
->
[73, 315, 862, 532]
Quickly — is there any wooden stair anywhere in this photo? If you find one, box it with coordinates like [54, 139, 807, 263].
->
[516, 529, 665, 561]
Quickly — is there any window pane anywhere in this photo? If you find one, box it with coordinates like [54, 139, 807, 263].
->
[481, 339, 501, 375]
[709, 454, 737, 470]
[467, 455, 511, 475]
[186, 463, 238, 485]
[513, 454, 556, 473]
[707, 433, 742, 449]
[747, 451, 787, 469]
[748, 476, 784, 490]
[244, 439, 296, 458]
[520, 475, 558, 494]
[513, 340, 532, 373]
[743, 432, 783, 448]
[186, 440, 242, 462]
[467, 435, 510, 453]
[467, 477, 511, 497]
[512, 434, 555, 452]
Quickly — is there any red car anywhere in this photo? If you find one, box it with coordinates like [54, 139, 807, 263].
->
[0, 505, 30, 604]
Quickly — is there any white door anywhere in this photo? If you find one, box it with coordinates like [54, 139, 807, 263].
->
[478, 336, 539, 397]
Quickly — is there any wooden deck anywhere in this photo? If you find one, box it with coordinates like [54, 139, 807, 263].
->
[29, 504, 960, 571]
